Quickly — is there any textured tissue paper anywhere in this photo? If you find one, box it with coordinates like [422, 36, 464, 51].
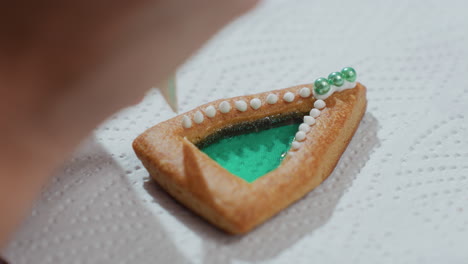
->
[5, 0, 468, 263]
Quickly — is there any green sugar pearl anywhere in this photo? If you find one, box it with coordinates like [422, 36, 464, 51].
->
[314, 77, 331, 95]
[341, 67, 357, 82]
[328, 72, 345, 87]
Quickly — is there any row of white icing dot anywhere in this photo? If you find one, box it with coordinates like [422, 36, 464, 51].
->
[182, 87, 313, 128]
[290, 99, 326, 151]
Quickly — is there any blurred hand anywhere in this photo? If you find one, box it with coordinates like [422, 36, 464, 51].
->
[0, 0, 258, 249]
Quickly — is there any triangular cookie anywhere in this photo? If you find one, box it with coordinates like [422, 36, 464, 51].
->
[133, 70, 367, 234]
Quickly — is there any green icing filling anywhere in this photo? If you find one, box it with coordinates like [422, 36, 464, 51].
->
[198, 114, 302, 183]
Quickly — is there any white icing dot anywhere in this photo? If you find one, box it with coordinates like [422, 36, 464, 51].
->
[193, 111, 204, 124]
[314, 100, 326, 109]
[204, 105, 216, 118]
[266, 94, 278, 104]
[299, 87, 311, 98]
[283, 92, 295, 102]
[295, 131, 306, 141]
[291, 141, 301, 150]
[234, 100, 248, 112]
[299, 123, 310, 132]
[303, 116, 316, 125]
[182, 115, 192, 128]
[219, 101, 231, 113]
[250, 98, 262, 110]
[310, 108, 321, 118]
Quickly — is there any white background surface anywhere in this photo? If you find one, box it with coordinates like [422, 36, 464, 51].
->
[5, 0, 468, 263]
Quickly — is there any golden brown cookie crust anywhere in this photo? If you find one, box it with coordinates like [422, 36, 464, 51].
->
[133, 83, 367, 234]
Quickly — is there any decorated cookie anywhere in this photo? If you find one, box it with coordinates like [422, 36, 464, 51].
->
[133, 67, 367, 234]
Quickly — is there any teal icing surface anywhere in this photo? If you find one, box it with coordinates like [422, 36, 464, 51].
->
[201, 123, 299, 183]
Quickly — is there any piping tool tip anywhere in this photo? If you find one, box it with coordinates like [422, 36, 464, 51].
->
[159, 74, 178, 113]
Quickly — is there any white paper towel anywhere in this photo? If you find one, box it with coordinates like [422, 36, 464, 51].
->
[4, 0, 468, 263]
